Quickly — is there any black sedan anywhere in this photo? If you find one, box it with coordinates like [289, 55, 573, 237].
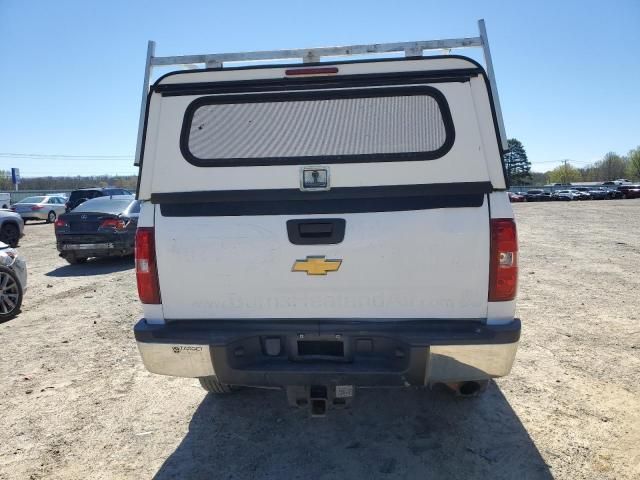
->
[525, 189, 552, 201]
[587, 188, 610, 200]
[55, 196, 139, 264]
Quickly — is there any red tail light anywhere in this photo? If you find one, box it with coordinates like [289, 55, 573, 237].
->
[135, 227, 161, 304]
[100, 218, 127, 230]
[488, 218, 518, 302]
[54, 218, 67, 228]
[31, 205, 44, 211]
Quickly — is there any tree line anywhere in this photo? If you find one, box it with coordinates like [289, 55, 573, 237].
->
[0, 172, 138, 192]
[503, 140, 640, 186]
[545, 150, 640, 184]
[2, 142, 639, 191]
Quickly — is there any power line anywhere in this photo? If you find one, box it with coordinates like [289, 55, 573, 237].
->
[0, 152, 133, 160]
[532, 159, 597, 165]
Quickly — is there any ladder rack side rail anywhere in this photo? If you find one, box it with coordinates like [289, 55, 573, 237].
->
[478, 19, 508, 152]
[134, 40, 155, 167]
[138, 22, 507, 152]
[149, 37, 482, 67]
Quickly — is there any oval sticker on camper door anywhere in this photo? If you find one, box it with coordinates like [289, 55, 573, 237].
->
[300, 166, 330, 191]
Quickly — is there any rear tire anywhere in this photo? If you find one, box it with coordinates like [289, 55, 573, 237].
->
[0, 223, 20, 247]
[47, 211, 57, 223]
[199, 376, 237, 394]
[0, 266, 23, 322]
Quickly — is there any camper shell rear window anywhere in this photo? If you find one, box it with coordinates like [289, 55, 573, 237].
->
[180, 86, 454, 167]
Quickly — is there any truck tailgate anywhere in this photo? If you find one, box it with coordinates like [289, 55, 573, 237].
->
[155, 201, 489, 319]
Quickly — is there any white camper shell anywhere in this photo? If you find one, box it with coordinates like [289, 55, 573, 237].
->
[134, 20, 520, 412]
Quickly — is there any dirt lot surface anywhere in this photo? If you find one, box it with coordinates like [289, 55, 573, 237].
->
[1, 200, 639, 479]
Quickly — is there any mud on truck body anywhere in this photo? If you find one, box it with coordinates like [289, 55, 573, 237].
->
[133, 20, 520, 414]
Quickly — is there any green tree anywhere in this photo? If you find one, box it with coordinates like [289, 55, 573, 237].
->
[529, 171, 547, 186]
[548, 162, 582, 184]
[503, 138, 532, 185]
[595, 152, 627, 181]
[625, 147, 640, 180]
[0, 170, 11, 190]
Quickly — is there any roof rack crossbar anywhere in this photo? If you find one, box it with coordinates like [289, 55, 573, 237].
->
[149, 37, 482, 67]
[134, 19, 507, 166]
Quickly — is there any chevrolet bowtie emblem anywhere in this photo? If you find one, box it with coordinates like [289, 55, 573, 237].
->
[292, 256, 342, 275]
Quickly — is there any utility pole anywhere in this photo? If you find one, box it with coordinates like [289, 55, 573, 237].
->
[563, 160, 568, 184]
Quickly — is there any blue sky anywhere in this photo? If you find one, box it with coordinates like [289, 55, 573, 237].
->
[1, 0, 638, 177]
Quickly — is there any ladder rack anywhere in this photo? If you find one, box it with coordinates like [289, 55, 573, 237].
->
[134, 19, 506, 166]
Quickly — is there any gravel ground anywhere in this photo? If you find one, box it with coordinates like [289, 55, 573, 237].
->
[1, 200, 639, 480]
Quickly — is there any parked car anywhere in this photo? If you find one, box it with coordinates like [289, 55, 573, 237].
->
[573, 190, 589, 199]
[55, 196, 139, 264]
[508, 192, 525, 202]
[0, 193, 11, 209]
[596, 185, 623, 198]
[552, 190, 579, 201]
[47, 192, 68, 199]
[617, 184, 640, 199]
[132, 39, 522, 407]
[11, 195, 67, 223]
[604, 187, 624, 199]
[570, 187, 592, 200]
[0, 210, 24, 247]
[65, 187, 134, 212]
[0, 241, 27, 321]
[602, 180, 631, 186]
[586, 188, 609, 200]
[525, 189, 551, 201]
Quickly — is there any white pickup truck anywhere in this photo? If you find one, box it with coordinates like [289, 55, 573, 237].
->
[133, 21, 520, 414]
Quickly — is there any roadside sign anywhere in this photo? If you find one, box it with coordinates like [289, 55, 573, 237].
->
[11, 168, 20, 185]
[11, 168, 20, 191]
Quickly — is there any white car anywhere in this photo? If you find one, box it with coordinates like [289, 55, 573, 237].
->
[0, 242, 27, 321]
[552, 190, 579, 201]
[12, 195, 67, 223]
[0, 193, 10, 210]
[132, 24, 520, 412]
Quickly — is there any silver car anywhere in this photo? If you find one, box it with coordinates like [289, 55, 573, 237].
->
[12, 195, 67, 223]
[0, 210, 24, 247]
[0, 242, 27, 321]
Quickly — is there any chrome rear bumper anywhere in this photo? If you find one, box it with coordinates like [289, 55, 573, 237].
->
[134, 318, 520, 385]
[429, 342, 518, 382]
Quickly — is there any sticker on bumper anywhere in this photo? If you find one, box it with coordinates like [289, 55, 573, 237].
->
[62, 243, 114, 250]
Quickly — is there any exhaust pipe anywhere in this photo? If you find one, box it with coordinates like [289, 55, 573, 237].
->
[444, 380, 488, 397]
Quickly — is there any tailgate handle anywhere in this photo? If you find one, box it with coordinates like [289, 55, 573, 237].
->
[299, 223, 333, 236]
[287, 219, 346, 245]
